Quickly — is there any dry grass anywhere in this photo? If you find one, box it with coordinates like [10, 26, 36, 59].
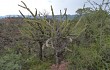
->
[50, 61, 69, 70]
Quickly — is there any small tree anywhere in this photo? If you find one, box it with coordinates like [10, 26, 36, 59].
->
[83, 0, 110, 47]
[18, 1, 86, 66]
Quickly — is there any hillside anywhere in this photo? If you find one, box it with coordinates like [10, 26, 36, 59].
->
[0, 0, 110, 70]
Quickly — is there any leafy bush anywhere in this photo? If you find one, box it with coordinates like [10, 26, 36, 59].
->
[0, 52, 22, 70]
[0, 47, 52, 70]
[66, 45, 110, 70]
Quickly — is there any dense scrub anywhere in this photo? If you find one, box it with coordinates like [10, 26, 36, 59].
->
[0, 0, 110, 70]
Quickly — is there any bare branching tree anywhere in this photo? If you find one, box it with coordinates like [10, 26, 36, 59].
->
[18, 1, 86, 66]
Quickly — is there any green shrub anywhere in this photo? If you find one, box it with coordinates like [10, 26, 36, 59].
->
[66, 45, 109, 70]
[0, 53, 22, 70]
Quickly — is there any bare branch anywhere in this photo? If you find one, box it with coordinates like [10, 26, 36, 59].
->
[87, 0, 96, 10]
[18, 1, 35, 17]
[51, 5, 54, 18]
[18, 4, 26, 9]
[65, 47, 72, 52]
[35, 8, 37, 17]
[21, 1, 27, 8]
[19, 10, 25, 18]
[93, 1, 99, 6]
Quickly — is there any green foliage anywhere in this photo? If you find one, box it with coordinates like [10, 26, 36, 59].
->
[67, 44, 110, 70]
[18, 1, 87, 65]
[0, 45, 53, 70]
[66, 0, 110, 70]
[0, 49, 22, 70]
[29, 61, 51, 70]
[1, 0, 110, 70]
[74, 0, 110, 47]
[21, 55, 51, 70]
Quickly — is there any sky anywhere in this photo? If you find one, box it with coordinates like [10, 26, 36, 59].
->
[0, 0, 101, 16]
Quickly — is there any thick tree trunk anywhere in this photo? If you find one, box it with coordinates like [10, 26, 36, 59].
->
[55, 50, 64, 65]
[39, 41, 43, 60]
[55, 38, 64, 65]
[55, 51, 59, 65]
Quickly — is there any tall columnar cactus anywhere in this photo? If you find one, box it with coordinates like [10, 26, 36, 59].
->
[18, 1, 86, 65]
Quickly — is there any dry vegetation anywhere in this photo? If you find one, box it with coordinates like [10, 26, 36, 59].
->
[0, 0, 110, 70]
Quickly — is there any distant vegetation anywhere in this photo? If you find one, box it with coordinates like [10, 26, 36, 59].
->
[0, 0, 110, 70]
